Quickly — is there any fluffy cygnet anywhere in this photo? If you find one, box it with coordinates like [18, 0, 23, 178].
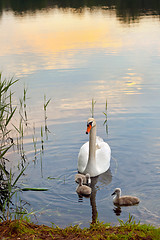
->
[111, 188, 140, 206]
[76, 177, 92, 196]
[75, 173, 91, 185]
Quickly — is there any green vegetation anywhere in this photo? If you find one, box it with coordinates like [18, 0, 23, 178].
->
[90, 98, 96, 118]
[103, 99, 108, 134]
[0, 73, 23, 220]
[0, 216, 159, 239]
[0, 73, 50, 221]
[44, 94, 51, 140]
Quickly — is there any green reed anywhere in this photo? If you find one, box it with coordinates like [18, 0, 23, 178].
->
[90, 98, 96, 118]
[41, 126, 44, 152]
[0, 73, 51, 221]
[32, 123, 38, 162]
[0, 74, 32, 220]
[44, 94, 51, 140]
[0, 73, 18, 144]
[4, 166, 28, 220]
[89, 98, 108, 135]
[12, 84, 29, 167]
[0, 73, 28, 220]
[103, 99, 108, 135]
[19, 85, 28, 126]
[13, 117, 27, 168]
[0, 73, 18, 173]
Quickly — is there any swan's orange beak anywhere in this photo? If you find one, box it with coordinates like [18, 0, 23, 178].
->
[86, 124, 92, 134]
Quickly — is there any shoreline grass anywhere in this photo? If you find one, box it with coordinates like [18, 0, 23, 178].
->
[0, 218, 159, 240]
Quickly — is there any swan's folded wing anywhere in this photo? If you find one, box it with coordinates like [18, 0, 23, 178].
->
[96, 141, 111, 171]
[96, 136, 104, 143]
[78, 141, 89, 173]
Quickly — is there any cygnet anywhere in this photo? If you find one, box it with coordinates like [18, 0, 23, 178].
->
[76, 177, 92, 196]
[75, 173, 91, 185]
[111, 188, 140, 206]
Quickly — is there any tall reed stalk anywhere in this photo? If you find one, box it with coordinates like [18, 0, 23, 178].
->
[90, 98, 96, 118]
[19, 85, 28, 126]
[103, 99, 108, 135]
[0, 73, 18, 146]
[0, 73, 51, 221]
[0, 73, 28, 220]
[44, 94, 51, 140]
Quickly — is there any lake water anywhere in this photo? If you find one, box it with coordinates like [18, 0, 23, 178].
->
[0, 1, 160, 228]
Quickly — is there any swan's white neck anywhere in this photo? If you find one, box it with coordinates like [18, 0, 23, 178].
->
[88, 125, 96, 162]
[83, 125, 97, 175]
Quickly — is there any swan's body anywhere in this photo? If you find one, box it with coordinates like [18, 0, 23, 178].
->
[76, 177, 92, 196]
[112, 188, 140, 206]
[75, 173, 91, 185]
[78, 118, 111, 177]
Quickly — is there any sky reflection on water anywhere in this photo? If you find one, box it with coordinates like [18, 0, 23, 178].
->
[1, 9, 160, 77]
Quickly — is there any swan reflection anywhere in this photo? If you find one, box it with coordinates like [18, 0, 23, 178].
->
[90, 169, 112, 224]
[76, 168, 112, 224]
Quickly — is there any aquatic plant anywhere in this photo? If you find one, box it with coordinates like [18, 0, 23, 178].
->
[13, 85, 29, 167]
[90, 98, 96, 118]
[103, 99, 108, 134]
[0, 73, 30, 220]
[0, 73, 51, 221]
[19, 85, 28, 126]
[44, 94, 51, 140]
[0, 73, 18, 145]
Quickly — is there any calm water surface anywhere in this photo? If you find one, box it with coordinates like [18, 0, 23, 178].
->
[0, 1, 160, 227]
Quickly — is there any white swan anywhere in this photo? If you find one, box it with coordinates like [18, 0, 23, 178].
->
[78, 118, 111, 177]
[111, 188, 140, 206]
[76, 177, 92, 196]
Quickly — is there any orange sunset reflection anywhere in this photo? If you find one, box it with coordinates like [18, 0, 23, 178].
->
[0, 9, 122, 75]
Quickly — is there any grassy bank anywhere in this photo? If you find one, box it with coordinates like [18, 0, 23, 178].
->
[0, 218, 160, 240]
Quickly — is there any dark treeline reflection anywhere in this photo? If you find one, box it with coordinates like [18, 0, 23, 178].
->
[0, 0, 160, 23]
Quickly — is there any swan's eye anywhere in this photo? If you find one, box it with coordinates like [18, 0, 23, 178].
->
[87, 121, 92, 127]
